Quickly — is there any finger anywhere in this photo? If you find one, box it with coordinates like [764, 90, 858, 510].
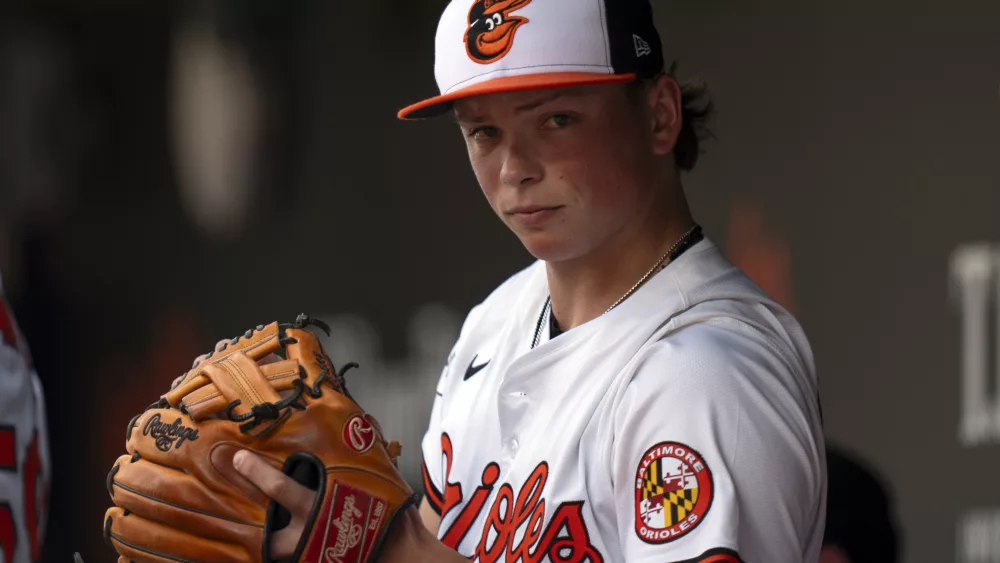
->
[270, 522, 305, 560]
[233, 450, 315, 515]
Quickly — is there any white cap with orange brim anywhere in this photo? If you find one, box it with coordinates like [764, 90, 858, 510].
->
[398, 0, 665, 120]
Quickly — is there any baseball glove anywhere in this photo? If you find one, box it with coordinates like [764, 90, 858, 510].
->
[104, 314, 417, 563]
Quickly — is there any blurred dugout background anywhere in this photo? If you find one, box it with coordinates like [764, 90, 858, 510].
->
[0, 0, 998, 562]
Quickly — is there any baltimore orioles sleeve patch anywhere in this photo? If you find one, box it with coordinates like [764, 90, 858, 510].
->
[635, 441, 714, 544]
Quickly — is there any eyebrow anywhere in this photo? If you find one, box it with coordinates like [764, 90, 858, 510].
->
[452, 110, 485, 124]
[513, 91, 566, 113]
[454, 90, 576, 123]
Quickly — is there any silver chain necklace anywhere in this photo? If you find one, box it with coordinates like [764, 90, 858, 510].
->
[531, 224, 702, 349]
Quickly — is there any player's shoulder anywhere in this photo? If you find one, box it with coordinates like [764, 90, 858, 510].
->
[616, 289, 824, 470]
[628, 262, 818, 412]
[666, 242, 815, 386]
[635, 316, 799, 392]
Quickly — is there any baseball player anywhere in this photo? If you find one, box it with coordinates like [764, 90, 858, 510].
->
[233, 0, 826, 561]
[0, 275, 49, 563]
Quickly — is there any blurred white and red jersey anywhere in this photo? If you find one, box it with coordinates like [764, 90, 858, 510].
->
[0, 276, 49, 563]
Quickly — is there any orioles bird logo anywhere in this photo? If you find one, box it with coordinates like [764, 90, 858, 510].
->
[465, 0, 532, 64]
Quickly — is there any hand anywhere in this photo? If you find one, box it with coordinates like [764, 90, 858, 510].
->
[107, 317, 418, 563]
[234, 450, 461, 563]
[233, 450, 316, 560]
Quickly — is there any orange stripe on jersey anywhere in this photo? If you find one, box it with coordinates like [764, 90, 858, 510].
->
[422, 458, 445, 514]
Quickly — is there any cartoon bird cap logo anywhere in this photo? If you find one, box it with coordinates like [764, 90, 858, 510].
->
[465, 0, 532, 64]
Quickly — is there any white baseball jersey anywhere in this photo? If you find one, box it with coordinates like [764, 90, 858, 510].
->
[0, 277, 49, 563]
[421, 239, 826, 562]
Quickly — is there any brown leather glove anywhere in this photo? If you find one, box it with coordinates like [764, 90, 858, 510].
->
[104, 314, 417, 562]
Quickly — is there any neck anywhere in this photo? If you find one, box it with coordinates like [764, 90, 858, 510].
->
[545, 184, 694, 332]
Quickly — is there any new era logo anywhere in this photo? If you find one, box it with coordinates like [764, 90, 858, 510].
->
[633, 34, 651, 57]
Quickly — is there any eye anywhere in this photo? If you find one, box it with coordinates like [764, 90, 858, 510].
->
[468, 125, 501, 141]
[542, 114, 576, 129]
[485, 13, 502, 31]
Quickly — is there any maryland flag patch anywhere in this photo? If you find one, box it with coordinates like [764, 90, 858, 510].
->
[634, 442, 714, 544]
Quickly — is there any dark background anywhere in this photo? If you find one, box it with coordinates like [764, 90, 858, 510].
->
[1, 1, 998, 561]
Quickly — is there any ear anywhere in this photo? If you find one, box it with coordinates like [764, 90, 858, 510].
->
[646, 74, 683, 156]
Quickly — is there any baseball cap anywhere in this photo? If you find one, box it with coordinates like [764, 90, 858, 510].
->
[397, 0, 665, 120]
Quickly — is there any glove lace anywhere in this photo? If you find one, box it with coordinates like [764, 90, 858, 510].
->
[224, 361, 359, 433]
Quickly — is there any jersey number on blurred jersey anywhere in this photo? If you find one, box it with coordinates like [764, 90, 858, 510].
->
[436, 433, 603, 562]
[0, 428, 45, 563]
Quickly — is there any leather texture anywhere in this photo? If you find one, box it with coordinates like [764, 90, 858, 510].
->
[104, 315, 416, 563]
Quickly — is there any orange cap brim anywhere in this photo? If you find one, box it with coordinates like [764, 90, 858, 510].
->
[397, 72, 637, 120]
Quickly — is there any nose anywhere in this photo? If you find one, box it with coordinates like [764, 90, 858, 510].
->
[499, 136, 543, 188]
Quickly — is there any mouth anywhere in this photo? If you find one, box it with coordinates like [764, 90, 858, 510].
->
[506, 205, 562, 215]
[505, 205, 564, 228]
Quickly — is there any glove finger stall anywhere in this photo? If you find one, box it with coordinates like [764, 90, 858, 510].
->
[111, 454, 266, 532]
[105, 506, 254, 563]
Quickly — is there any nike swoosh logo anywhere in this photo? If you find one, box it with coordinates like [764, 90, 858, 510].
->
[463, 354, 490, 381]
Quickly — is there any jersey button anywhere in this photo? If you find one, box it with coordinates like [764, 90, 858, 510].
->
[510, 438, 519, 451]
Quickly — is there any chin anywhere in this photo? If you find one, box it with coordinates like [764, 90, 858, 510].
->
[516, 232, 585, 263]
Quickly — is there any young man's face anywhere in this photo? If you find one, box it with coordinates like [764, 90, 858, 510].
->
[453, 82, 668, 262]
